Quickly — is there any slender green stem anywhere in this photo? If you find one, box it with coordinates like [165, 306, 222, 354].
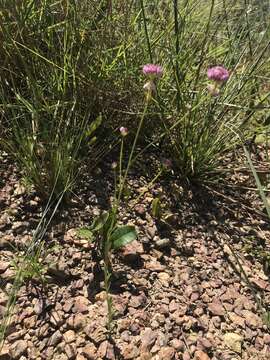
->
[103, 102, 149, 333]
[117, 138, 124, 203]
[104, 256, 113, 332]
[119, 101, 148, 199]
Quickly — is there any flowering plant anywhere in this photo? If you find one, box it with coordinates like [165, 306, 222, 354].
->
[142, 63, 163, 101]
[207, 65, 229, 96]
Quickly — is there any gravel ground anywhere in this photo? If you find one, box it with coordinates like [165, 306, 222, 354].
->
[0, 149, 270, 360]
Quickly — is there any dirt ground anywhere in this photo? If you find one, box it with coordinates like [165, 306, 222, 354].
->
[0, 149, 270, 360]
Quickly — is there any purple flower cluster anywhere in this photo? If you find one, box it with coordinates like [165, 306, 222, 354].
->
[119, 126, 128, 137]
[207, 66, 229, 83]
[162, 158, 172, 169]
[207, 65, 230, 97]
[143, 64, 163, 79]
[142, 64, 163, 102]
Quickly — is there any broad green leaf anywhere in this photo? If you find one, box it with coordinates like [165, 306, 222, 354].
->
[111, 225, 137, 250]
[76, 227, 93, 241]
[91, 212, 109, 232]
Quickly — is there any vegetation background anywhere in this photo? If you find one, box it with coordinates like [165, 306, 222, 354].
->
[0, 0, 269, 358]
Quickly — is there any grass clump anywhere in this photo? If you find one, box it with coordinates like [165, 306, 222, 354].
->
[0, 1, 111, 199]
[1, 0, 269, 189]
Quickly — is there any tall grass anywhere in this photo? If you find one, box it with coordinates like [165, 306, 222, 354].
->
[137, 0, 270, 180]
[0, 0, 269, 195]
[0, 1, 124, 199]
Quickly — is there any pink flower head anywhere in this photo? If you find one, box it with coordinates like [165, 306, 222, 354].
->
[119, 126, 128, 137]
[207, 66, 229, 83]
[162, 158, 172, 169]
[143, 64, 163, 79]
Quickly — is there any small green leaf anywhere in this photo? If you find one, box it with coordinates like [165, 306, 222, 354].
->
[85, 114, 102, 137]
[76, 227, 93, 241]
[151, 198, 162, 219]
[111, 225, 137, 250]
[262, 311, 270, 328]
[91, 212, 109, 232]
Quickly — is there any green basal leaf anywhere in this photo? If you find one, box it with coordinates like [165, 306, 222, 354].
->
[111, 225, 137, 250]
[151, 198, 162, 219]
[85, 114, 102, 137]
[76, 227, 93, 241]
[91, 212, 110, 232]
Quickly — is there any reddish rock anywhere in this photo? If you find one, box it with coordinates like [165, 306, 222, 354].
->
[251, 278, 270, 292]
[228, 312, 245, 328]
[158, 347, 175, 359]
[50, 311, 64, 327]
[242, 310, 262, 329]
[65, 343, 76, 359]
[121, 342, 140, 359]
[63, 330, 76, 344]
[170, 339, 185, 351]
[0, 344, 10, 360]
[73, 296, 90, 314]
[9, 340, 27, 359]
[81, 344, 97, 360]
[122, 240, 144, 260]
[208, 302, 225, 317]
[183, 352, 191, 360]
[113, 296, 128, 315]
[197, 338, 213, 350]
[140, 328, 157, 351]
[0, 262, 9, 274]
[48, 330, 62, 346]
[63, 299, 74, 313]
[73, 314, 86, 330]
[129, 293, 147, 308]
[97, 341, 108, 359]
[194, 350, 211, 360]
[145, 260, 165, 272]
[263, 334, 270, 345]
[169, 300, 178, 313]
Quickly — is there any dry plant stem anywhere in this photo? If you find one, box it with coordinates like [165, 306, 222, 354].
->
[203, 184, 269, 219]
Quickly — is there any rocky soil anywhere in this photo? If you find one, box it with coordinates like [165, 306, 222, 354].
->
[0, 150, 270, 360]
